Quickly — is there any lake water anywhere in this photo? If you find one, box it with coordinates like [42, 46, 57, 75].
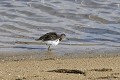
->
[0, 0, 120, 57]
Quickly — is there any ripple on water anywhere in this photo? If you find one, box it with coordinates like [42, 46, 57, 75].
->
[0, 0, 120, 56]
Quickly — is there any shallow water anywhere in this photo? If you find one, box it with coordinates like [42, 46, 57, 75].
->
[0, 0, 120, 57]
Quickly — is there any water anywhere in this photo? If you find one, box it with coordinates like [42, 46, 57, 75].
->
[0, 0, 120, 57]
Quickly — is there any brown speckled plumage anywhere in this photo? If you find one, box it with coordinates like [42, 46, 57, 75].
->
[36, 32, 65, 41]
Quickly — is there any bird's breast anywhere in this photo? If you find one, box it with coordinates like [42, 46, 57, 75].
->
[45, 39, 59, 46]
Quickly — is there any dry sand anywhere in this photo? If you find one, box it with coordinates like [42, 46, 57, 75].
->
[0, 55, 120, 80]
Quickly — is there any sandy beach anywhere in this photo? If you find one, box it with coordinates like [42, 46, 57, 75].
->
[0, 54, 120, 80]
[0, 0, 120, 80]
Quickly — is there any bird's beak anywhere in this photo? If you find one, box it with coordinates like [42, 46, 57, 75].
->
[63, 38, 69, 40]
[66, 38, 69, 40]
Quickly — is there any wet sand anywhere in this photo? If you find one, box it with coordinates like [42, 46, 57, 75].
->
[0, 53, 120, 80]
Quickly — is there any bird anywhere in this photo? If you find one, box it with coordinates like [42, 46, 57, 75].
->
[35, 32, 66, 50]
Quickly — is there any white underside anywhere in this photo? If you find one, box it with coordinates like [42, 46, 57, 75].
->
[44, 39, 59, 46]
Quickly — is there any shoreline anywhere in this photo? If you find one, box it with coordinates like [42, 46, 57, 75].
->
[0, 50, 120, 61]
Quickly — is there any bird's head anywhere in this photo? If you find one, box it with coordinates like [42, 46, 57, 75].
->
[59, 34, 66, 41]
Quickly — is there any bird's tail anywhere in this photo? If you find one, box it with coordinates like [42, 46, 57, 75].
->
[35, 38, 40, 41]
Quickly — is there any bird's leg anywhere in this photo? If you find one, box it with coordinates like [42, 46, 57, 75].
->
[48, 45, 51, 51]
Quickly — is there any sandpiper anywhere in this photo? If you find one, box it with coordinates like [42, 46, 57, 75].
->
[35, 32, 66, 50]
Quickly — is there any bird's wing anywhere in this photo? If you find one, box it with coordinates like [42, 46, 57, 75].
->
[36, 32, 59, 41]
